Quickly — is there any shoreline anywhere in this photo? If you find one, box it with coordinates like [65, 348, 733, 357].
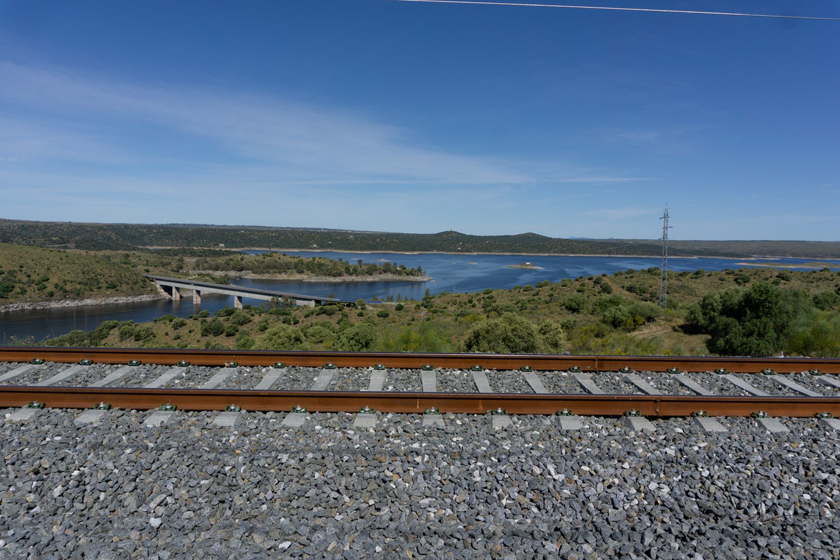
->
[735, 261, 840, 270]
[144, 246, 840, 261]
[146, 246, 708, 259]
[197, 271, 433, 283]
[0, 294, 168, 314]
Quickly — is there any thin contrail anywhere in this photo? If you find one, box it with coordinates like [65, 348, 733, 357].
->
[393, 0, 840, 22]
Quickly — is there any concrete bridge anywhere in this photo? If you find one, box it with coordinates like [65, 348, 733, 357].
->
[146, 275, 343, 309]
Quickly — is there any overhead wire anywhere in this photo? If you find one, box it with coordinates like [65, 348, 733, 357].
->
[393, 0, 840, 22]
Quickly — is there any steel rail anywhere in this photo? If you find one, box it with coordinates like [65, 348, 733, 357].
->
[2, 347, 839, 373]
[2, 386, 840, 417]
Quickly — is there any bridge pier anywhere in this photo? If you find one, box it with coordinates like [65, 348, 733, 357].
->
[233, 295, 243, 309]
[171, 286, 181, 301]
[193, 290, 201, 305]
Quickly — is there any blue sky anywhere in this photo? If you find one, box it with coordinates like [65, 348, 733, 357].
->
[0, 0, 838, 240]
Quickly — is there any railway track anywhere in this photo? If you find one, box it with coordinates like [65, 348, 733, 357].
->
[2, 347, 840, 418]
[4, 347, 840, 558]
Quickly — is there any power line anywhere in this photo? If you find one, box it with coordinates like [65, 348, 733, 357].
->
[394, 0, 840, 22]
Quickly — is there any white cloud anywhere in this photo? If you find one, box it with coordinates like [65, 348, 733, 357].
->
[0, 60, 538, 185]
[0, 60, 659, 188]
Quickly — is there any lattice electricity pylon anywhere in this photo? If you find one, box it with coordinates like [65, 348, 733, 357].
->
[659, 208, 672, 309]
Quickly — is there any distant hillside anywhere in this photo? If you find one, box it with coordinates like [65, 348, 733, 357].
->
[644, 239, 840, 259]
[0, 243, 155, 304]
[1, 219, 838, 258]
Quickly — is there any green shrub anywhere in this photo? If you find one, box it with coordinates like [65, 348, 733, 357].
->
[786, 311, 840, 357]
[378, 322, 449, 353]
[229, 310, 253, 326]
[118, 323, 137, 341]
[377, 310, 390, 318]
[133, 326, 155, 342]
[254, 325, 309, 350]
[88, 320, 120, 345]
[562, 294, 589, 313]
[305, 325, 335, 345]
[334, 323, 377, 351]
[462, 313, 542, 354]
[224, 324, 239, 337]
[201, 319, 225, 337]
[602, 302, 659, 331]
[591, 295, 625, 313]
[51, 330, 89, 347]
[813, 291, 840, 311]
[688, 282, 814, 356]
[236, 335, 255, 350]
[395, 303, 405, 311]
[538, 322, 565, 353]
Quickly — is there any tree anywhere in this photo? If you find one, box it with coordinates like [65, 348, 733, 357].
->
[786, 311, 840, 357]
[305, 325, 334, 346]
[538, 322, 566, 353]
[562, 294, 588, 313]
[334, 323, 377, 351]
[254, 325, 309, 350]
[462, 313, 542, 354]
[688, 282, 813, 356]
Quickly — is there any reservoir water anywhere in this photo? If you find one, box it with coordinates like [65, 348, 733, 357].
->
[2, 251, 838, 342]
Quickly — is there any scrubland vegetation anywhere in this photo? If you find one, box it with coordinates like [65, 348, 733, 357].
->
[0, 244, 155, 303]
[0, 244, 424, 305]
[46, 266, 840, 357]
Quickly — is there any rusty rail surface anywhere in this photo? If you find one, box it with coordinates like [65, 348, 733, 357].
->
[1, 386, 839, 417]
[2, 347, 839, 373]
[3, 347, 839, 417]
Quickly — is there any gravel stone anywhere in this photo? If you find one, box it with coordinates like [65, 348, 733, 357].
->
[539, 371, 587, 394]
[486, 370, 533, 393]
[688, 371, 750, 396]
[110, 365, 183, 388]
[730, 373, 796, 396]
[330, 368, 373, 391]
[635, 372, 695, 395]
[361, 367, 422, 392]
[790, 373, 839, 396]
[1, 362, 66, 386]
[52, 364, 111, 387]
[0, 361, 23, 375]
[590, 372, 642, 394]
[436, 369, 475, 393]
[2, 408, 838, 558]
[212, 367, 264, 390]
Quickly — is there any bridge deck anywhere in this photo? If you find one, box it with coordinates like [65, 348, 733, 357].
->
[146, 275, 345, 303]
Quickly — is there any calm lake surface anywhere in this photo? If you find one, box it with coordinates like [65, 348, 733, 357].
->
[3, 251, 839, 342]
